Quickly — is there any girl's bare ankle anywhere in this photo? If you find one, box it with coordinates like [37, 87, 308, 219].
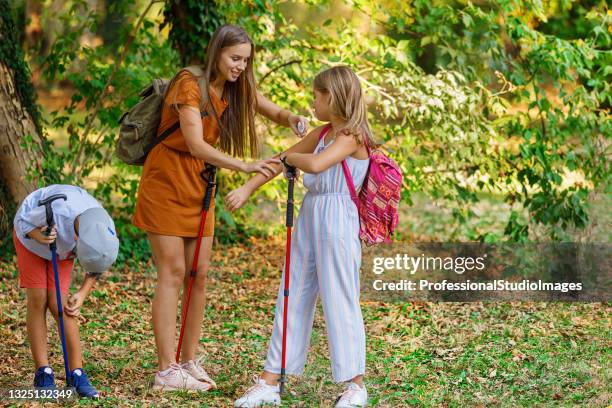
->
[261, 371, 280, 386]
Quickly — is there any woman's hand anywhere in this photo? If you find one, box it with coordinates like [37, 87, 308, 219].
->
[255, 92, 309, 137]
[65, 290, 85, 317]
[225, 185, 253, 212]
[27, 226, 58, 245]
[243, 158, 281, 177]
[288, 114, 309, 138]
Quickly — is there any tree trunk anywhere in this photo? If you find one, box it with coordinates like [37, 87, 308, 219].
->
[1, 0, 46, 257]
[0, 63, 43, 202]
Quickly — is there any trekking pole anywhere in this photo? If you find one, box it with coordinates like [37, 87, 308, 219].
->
[176, 163, 217, 364]
[38, 194, 71, 385]
[279, 157, 296, 395]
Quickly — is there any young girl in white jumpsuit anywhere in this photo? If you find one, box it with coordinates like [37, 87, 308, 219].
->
[227, 66, 372, 408]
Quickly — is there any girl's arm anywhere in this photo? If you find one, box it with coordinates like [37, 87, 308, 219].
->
[256, 92, 308, 137]
[224, 126, 326, 211]
[64, 274, 98, 317]
[180, 105, 279, 177]
[284, 133, 359, 174]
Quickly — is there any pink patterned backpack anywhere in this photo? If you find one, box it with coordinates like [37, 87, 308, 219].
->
[319, 125, 402, 245]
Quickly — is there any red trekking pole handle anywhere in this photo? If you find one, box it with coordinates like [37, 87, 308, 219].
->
[200, 164, 217, 211]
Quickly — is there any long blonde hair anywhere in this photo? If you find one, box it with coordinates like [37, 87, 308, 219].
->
[313, 66, 372, 144]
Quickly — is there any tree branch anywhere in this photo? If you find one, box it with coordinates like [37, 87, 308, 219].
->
[70, 0, 163, 174]
[259, 59, 303, 84]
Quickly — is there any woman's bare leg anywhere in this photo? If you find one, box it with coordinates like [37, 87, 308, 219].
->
[149, 233, 186, 371]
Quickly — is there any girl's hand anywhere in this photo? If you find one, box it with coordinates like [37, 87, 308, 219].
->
[27, 226, 58, 245]
[225, 185, 253, 212]
[282, 166, 300, 180]
[65, 291, 85, 317]
[243, 158, 281, 177]
[288, 114, 309, 138]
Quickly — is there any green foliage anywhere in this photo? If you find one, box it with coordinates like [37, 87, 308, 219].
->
[161, 0, 224, 65]
[218, 0, 507, 237]
[27, 1, 180, 264]
[17, 0, 611, 260]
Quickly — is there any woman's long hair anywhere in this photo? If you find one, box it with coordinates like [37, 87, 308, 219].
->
[173, 24, 259, 158]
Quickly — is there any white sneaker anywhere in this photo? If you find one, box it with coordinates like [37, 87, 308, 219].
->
[152, 363, 211, 392]
[234, 376, 281, 407]
[335, 382, 368, 407]
[181, 356, 217, 388]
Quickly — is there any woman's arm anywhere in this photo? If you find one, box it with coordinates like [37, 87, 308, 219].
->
[224, 126, 326, 211]
[285, 133, 358, 174]
[180, 105, 278, 176]
[256, 91, 308, 137]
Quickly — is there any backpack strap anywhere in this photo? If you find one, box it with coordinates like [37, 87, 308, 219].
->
[183, 65, 210, 111]
[156, 66, 210, 144]
[318, 124, 359, 206]
[341, 161, 359, 206]
[156, 110, 208, 140]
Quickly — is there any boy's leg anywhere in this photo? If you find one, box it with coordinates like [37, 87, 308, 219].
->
[47, 289, 82, 371]
[26, 288, 49, 368]
[14, 229, 52, 370]
[46, 255, 80, 371]
[316, 236, 366, 383]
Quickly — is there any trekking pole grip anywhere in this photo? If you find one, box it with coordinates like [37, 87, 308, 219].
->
[38, 194, 67, 230]
[287, 176, 295, 227]
[280, 156, 296, 228]
[37, 195, 67, 249]
[201, 164, 217, 211]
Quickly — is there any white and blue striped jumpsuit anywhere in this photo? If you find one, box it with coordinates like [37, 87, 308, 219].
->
[264, 135, 369, 383]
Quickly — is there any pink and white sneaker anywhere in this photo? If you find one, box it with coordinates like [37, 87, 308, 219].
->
[181, 356, 217, 389]
[234, 376, 281, 407]
[152, 363, 211, 392]
[335, 382, 368, 407]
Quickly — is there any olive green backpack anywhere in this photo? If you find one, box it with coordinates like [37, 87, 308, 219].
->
[116, 66, 209, 165]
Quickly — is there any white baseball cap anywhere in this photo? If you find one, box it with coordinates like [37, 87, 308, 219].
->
[76, 208, 119, 273]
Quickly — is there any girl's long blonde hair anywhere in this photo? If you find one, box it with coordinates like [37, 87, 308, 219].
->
[313, 66, 372, 144]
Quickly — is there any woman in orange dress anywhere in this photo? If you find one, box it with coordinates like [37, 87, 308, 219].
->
[133, 24, 308, 392]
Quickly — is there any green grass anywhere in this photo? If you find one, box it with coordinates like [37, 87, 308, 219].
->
[0, 236, 609, 407]
[0, 192, 609, 406]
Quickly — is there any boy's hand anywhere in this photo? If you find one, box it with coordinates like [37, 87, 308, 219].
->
[225, 186, 253, 212]
[27, 226, 58, 245]
[65, 291, 85, 317]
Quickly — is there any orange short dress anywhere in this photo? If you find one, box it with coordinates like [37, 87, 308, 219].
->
[133, 70, 228, 237]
